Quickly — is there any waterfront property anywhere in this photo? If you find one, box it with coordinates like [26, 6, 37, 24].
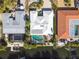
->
[57, 8, 79, 40]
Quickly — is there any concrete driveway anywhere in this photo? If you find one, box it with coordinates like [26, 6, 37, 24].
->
[42, 0, 52, 8]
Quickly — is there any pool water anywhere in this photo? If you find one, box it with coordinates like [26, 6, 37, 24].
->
[32, 35, 44, 41]
[75, 26, 78, 35]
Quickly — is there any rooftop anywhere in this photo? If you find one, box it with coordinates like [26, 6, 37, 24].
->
[30, 8, 54, 35]
[57, 9, 79, 39]
[3, 10, 25, 34]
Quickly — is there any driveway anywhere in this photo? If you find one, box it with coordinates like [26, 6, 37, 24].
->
[20, 0, 25, 7]
[42, 0, 52, 8]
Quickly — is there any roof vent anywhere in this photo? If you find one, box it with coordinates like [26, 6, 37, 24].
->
[9, 14, 15, 20]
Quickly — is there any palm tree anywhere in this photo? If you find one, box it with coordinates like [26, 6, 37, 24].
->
[25, 15, 30, 42]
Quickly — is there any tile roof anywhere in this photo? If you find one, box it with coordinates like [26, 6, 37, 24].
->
[57, 9, 79, 39]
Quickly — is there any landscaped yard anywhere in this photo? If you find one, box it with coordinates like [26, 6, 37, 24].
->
[24, 47, 70, 59]
[0, 46, 6, 54]
[0, 46, 79, 59]
[24, 43, 37, 49]
[50, 0, 57, 11]
[29, 0, 44, 9]
[0, 0, 17, 13]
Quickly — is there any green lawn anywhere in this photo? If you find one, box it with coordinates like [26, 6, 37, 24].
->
[24, 43, 37, 49]
[0, 0, 17, 13]
[53, 15, 56, 34]
[0, 46, 7, 55]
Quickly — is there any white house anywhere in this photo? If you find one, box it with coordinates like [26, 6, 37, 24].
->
[3, 9, 25, 41]
[30, 8, 54, 35]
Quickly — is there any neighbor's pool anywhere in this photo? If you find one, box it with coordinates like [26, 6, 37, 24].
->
[32, 35, 44, 41]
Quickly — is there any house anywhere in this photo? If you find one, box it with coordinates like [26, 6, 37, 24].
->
[75, 0, 79, 8]
[2, 8, 25, 51]
[30, 8, 54, 35]
[3, 0, 25, 42]
[57, 8, 79, 40]
[30, 8, 54, 43]
[3, 9, 25, 42]
[52, 0, 75, 7]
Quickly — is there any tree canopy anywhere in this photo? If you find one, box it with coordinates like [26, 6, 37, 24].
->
[0, 0, 17, 13]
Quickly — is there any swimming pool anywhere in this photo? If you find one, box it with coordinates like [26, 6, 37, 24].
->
[31, 35, 44, 41]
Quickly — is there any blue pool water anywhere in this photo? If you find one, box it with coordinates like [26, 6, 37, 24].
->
[32, 35, 44, 41]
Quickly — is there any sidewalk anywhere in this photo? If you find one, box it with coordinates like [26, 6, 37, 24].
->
[7, 42, 24, 51]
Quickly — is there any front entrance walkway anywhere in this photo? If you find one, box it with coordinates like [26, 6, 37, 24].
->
[7, 42, 24, 51]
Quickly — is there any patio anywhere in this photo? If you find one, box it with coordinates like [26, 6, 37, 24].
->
[7, 42, 24, 51]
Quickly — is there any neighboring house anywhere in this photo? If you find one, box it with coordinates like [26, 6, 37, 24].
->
[75, 0, 79, 8]
[3, 0, 25, 42]
[52, 0, 75, 7]
[57, 8, 79, 40]
[2, 9, 25, 41]
[30, 8, 54, 43]
[30, 8, 54, 35]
